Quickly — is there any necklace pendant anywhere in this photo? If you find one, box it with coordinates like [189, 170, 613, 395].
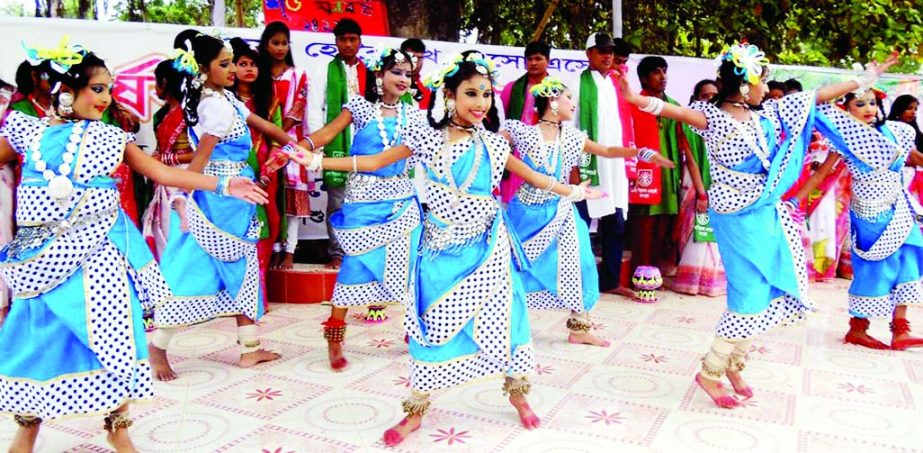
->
[48, 175, 75, 201]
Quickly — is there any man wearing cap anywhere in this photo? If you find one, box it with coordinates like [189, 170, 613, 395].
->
[571, 32, 635, 293]
[499, 41, 552, 203]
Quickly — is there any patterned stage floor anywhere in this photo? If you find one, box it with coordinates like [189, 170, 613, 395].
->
[4, 279, 923, 452]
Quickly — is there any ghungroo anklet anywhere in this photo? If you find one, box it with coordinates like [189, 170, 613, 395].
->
[503, 376, 532, 397]
[401, 391, 431, 416]
[323, 318, 347, 343]
[103, 412, 133, 433]
[13, 415, 42, 427]
[566, 317, 592, 333]
[699, 357, 725, 379]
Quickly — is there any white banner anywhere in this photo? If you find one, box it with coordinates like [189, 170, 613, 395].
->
[2, 17, 921, 239]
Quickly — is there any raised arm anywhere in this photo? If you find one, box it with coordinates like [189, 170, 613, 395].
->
[185, 134, 219, 174]
[583, 139, 675, 168]
[614, 69, 707, 130]
[284, 143, 412, 173]
[247, 113, 298, 147]
[296, 109, 353, 151]
[816, 54, 898, 104]
[124, 143, 268, 204]
[505, 153, 604, 199]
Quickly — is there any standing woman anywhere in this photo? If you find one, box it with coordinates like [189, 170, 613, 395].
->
[887, 95, 923, 207]
[818, 89, 923, 351]
[259, 21, 310, 269]
[229, 37, 286, 310]
[616, 43, 897, 408]
[503, 77, 672, 346]
[148, 34, 304, 380]
[0, 40, 267, 453]
[673, 79, 727, 297]
[284, 50, 605, 446]
[142, 59, 193, 260]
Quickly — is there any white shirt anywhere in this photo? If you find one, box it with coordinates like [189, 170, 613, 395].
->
[572, 70, 628, 219]
[307, 59, 362, 140]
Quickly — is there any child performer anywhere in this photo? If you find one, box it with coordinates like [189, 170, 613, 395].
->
[148, 34, 307, 381]
[0, 39, 267, 453]
[284, 50, 605, 446]
[616, 43, 897, 408]
[503, 77, 672, 346]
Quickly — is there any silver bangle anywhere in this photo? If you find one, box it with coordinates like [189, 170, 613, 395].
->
[352, 155, 358, 173]
[638, 147, 657, 163]
[639, 96, 665, 115]
[305, 137, 317, 151]
[543, 175, 555, 192]
[851, 70, 877, 94]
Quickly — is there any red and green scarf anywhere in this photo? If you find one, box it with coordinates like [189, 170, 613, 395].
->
[324, 57, 368, 188]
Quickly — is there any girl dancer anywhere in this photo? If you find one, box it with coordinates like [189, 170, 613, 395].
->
[616, 43, 897, 408]
[0, 40, 266, 453]
[259, 21, 310, 269]
[503, 77, 672, 346]
[229, 37, 286, 311]
[285, 50, 604, 446]
[148, 34, 305, 380]
[142, 59, 193, 259]
[817, 88, 923, 350]
[276, 47, 424, 371]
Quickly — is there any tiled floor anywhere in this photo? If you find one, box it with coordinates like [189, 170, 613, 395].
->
[4, 279, 923, 452]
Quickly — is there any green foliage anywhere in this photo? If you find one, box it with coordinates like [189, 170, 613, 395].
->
[115, 0, 263, 27]
[460, 0, 923, 74]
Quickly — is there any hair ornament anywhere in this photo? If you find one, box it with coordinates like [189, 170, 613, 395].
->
[22, 36, 88, 75]
[171, 47, 199, 76]
[423, 52, 499, 90]
[363, 45, 412, 73]
[530, 76, 566, 99]
[720, 43, 769, 85]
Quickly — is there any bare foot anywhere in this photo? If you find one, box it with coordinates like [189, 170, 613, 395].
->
[328, 341, 348, 372]
[382, 415, 423, 447]
[8, 425, 40, 453]
[147, 343, 177, 381]
[694, 374, 739, 409]
[324, 256, 342, 270]
[238, 349, 281, 368]
[725, 369, 754, 398]
[567, 331, 611, 347]
[509, 395, 541, 429]
[279, 253, 295, 270]
[844, 330, 890, 350]
[106, 429, 140, 453]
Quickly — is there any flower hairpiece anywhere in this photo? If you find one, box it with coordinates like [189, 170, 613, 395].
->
[720, 43, 769, 85]
[171, 47, 199, 76]
[530, 76, 567, 99]
[22, 35, 88, 75]
[363, 45, 412, 73]
[423, 52, 499, 90]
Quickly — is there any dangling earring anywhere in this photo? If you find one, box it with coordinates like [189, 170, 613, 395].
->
[57, 92, 74, 118]
[739, 84, 751, 101]
[446, 98, 456, 118]
[550, 100, 559, 117]
[376, 77, 384, 97]
[192, 73, 206, 90]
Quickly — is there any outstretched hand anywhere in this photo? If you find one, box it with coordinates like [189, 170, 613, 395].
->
[867, 52, 900, 76]
[282, 147, 324, 171]
[261, 148, 290, 184]
[651, 153, 675, 169]
[229, 177, 270, 205]
[579, 179, 607, 201]
[611, 68, 636, 102]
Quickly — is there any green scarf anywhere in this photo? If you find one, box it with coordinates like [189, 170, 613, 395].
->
[634, 94, 684, 216]
[325, 57, 351, 188]
[9, 99, 39, 117]
[577, 70, 599, 185]
[685, 123, 711, 189]
[506, 74, 530, 120]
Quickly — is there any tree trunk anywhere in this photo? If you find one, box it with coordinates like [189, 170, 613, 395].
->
[385, 0, 460, 42]
[77, 0, 91, 18]
[211, 0, 226, 27]
[235, 0, 244, 27]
